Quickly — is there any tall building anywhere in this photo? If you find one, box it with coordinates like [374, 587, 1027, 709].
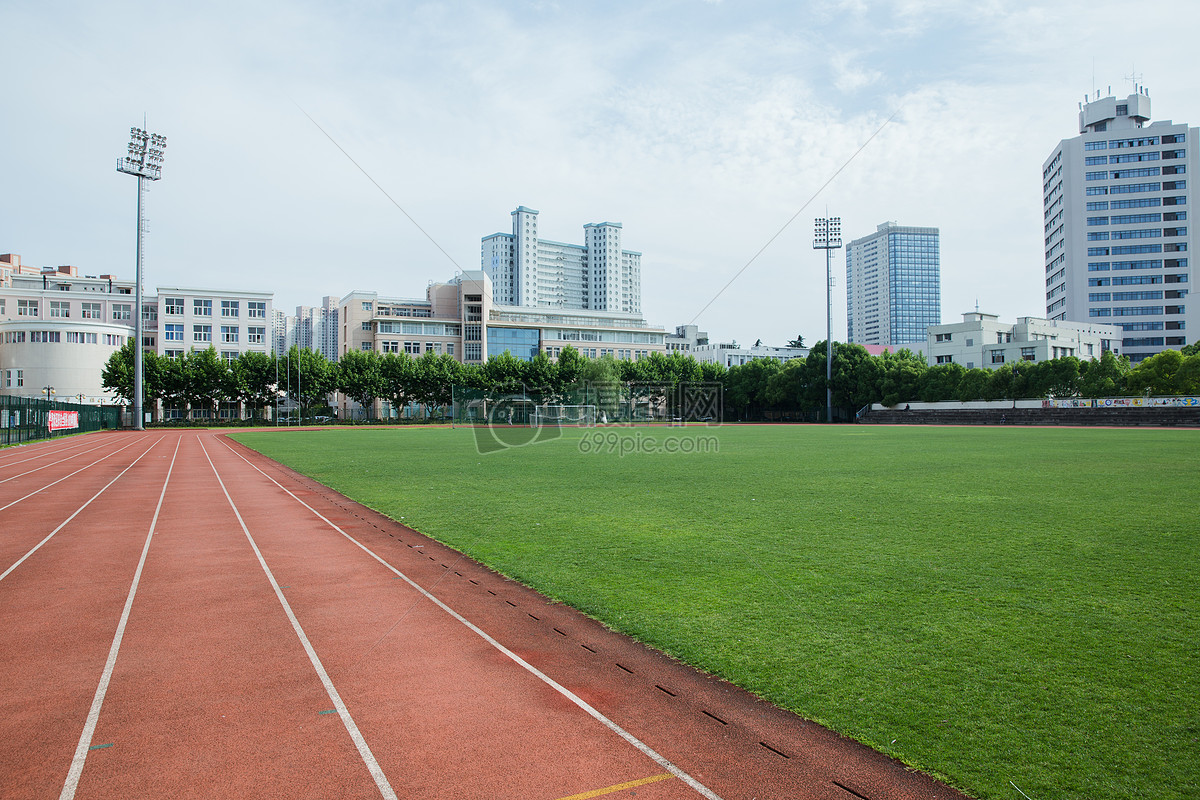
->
[845, 222, 941, 346]
[481, 206, 642, 314]
[1043, 86, 1196, 362]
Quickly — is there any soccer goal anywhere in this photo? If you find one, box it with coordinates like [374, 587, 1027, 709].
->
[530, 404, 598, 428]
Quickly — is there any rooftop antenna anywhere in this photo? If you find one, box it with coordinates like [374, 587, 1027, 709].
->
[1125, 67, 1143, 94]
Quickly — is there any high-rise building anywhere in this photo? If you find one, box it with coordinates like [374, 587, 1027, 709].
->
[481, 206, 642, 314]
[845, 222, 941, 346]
[1043, 86, 1196, 362]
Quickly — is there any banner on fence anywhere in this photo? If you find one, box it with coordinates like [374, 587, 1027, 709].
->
[48, 410, 80, 431]
[1042, 396, 1200, 409]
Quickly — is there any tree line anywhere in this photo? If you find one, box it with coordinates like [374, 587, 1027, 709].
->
[102, 340, 1200, 421]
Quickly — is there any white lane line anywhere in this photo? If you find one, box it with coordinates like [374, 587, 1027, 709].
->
[0, 437, 145, 514]
[0, 435, 108, 472]
[58, 436, 181, 800]
[0, 437, 129, 484]
[220, 439, 726, 800]
[199, 436, 398, 800]
[0, 438, 162, 584]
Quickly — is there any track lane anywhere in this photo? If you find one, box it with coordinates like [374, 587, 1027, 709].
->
[0, 434, 110, 473]
[69, 433, 390, 800]
[0, 434, 173, 800]
[0, 435, 147, 517]
[0, 437, 162, 579]
[210, 433, 715, 799]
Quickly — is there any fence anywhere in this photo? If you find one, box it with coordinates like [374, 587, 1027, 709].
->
[0, 395, 121, 446]
[450, 381, 724, 426]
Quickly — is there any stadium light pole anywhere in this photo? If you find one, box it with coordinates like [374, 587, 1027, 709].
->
[117, 125, 167, 431]
[813, 217, 841, 423]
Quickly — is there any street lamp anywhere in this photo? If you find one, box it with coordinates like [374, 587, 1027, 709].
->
[813, 216, 842, 423]
[43, 385, 56, 403]
[117, 125, 167, 431]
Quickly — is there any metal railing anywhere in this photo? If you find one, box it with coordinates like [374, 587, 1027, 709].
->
[0, 395, 121, 446]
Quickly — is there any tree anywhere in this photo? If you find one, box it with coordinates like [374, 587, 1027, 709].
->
[102, 340, 149, 406]
[186, 347, 233, 418]
[232, 351, 278, 420]
[1126, 349, 1185, 396]
[786, 335, 805, 349]
[338, 348, 384, 418]
[724, 358, 781, 419]
[281, 346, 337, 415]
[410, 351, 461, 418]
[1079, 350, 1129, 398]
[380, 351, 417, 417]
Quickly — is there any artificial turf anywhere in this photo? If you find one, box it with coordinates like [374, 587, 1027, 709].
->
[230, 424, 1199, 800]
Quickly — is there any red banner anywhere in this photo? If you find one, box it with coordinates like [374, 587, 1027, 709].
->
[48, 410, 79, 431]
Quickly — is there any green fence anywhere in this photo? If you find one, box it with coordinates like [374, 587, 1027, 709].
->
[450, 381, 723, 426]
[0, 395, 121, 446]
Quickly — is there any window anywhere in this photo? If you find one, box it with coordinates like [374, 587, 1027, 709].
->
[935, 333, 952, 342]
[50, 300, 70, 318]
[1086, 187, 1108, 196]
[194, 299, 212, 316]
[18, 299, 38, 316]
[165, 298, 184, 315]
[1021, 347, 1036, 361]
[404, 341, 420, 354]
[361, 321, 372, 331]
[221, 300, 239, 317]
[991, 351, 1005, 364]
[112, 304, 132, 321]
[247, 326, 265, 344]
[446, 343, 454, 357]
[360, 341, 373, 351]
[1087, 217, 1109, 226]
[194, 324, 212, 342]
[164, 324, 184, 341]
[248, 301, 266, 318]
[1085, 171, 1108, 181]
[362, 302, 373, 311]
[220, 325, 238, 343]
[425, 342, 434, 353]
[936, 355, 953, 364]
[81, 302, 101, 319]
[222, 351, 239, 364]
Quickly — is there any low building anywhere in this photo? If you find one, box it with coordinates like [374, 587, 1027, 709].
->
[338, 271, 667, 418]
[665, 324, 708, 354]
[692, 342, 809, 368]
[926, 312, 1119, 369]
[0, 256, 137, 403]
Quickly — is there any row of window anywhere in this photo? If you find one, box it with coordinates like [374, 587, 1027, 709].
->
[3, 330, 125, 346]
[1090, 305, 1185, 317]
[163, 324, 266, 344]
[1085, 134, 1185, 151]
[163, 299, 267, 318]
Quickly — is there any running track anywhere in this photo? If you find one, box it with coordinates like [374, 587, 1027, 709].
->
[0, 430, 968, 800]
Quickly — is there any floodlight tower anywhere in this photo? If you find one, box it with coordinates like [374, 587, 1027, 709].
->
[116, 126, 167, 430]
[813, 216, 841, 423]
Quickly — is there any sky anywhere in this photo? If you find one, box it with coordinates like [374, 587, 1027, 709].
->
[3, 0, 1199, 348]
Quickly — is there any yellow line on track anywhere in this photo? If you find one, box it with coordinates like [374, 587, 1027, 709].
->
[551, 772, 675, 800]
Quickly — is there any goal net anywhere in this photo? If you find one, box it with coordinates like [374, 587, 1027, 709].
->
[530, 404, 598, 428]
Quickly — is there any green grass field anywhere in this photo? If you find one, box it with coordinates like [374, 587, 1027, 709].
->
[231, 424, 1199, 800]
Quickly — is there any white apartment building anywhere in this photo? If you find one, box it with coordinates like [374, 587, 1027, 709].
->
[926, 312, 1118, 370]
[142, 287, 274, 363]
[1043, 86, 1196, 362]
[845, 222, 940, 346]
[0, 255, 137, 403]
[481, 206, 642, 314]
[692, 342, 809, 368]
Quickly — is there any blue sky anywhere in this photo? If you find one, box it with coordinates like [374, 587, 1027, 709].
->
[3, 1, 1198, 347]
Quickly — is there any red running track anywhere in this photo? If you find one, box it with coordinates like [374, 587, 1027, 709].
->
[0, 429, 970, 800]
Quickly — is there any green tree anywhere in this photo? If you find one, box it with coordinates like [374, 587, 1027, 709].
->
[281, 346, 337, 417]
[955, 368, 992, 401]
[918, 363, 965, 402]
[1079, 350, 1129, 398]
[786, 335, 806, 349]
[379, 352, 417, 417]
[338, 348, 384, 419]
[186, 347, 233, 418]
[724, 358, 781, 419]
[1126, 349, 1185, 395]
[101, 340, 157, 407]
[231, 351, 277, 420]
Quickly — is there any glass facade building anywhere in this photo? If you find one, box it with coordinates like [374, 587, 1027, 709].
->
[486, 326, 540, 360]
[846, 223, 941, 346]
